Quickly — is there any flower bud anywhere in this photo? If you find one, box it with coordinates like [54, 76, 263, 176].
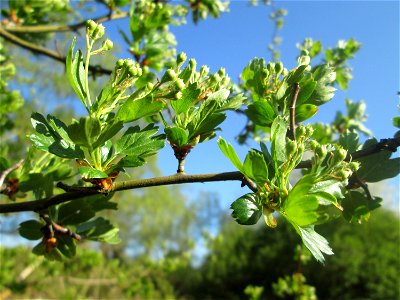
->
[348, 161, 360, 172]
[188, 58, 196, 70]
[275, 62, 284, 75]
[101, 39, 113, 51]
[286, 139, 297, 157]
[177, 52, 187, 66]
[173, 91, 183, 100]
[267, 62, 275, 73]
[200, 65, 209, 77]
[298, 55, 311, 66]
[309, 140, 319, 151]
[146, 82, 155, 90]
[175, 78, 185, 91]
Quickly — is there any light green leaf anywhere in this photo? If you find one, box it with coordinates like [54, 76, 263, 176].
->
[230, 193, 262, 225]
[295, 225, 333, 263]
[171, 82, 200, 114]
[270, 116, 288, 170]
[92, 120, 124, 149]
[114, 124, 165, 157]
[67, 117, 101, 150]
[78, 166, 108, 179]
[242, 150, 268, 185]
[66, 38, 87, 103]
[295, 104, 318, 122]
[245, 101, 276, 126]
[165, 126, 188, 147]
[217, 93, 245, 112]
[338, 131, 360, 153]
[218, 138, 243, 172]
[18, 220, 43, 240]
[117, 96, 165, 123]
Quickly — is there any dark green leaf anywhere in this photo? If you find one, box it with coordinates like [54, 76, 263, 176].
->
[117, 96, 165, 123]
[76, 217, 121, 244]
[18, 220, 43, 240]
[19, 173, 53, 199]
[342, 191, 382, 223]
[78, 166, 108, 179]
[117, 155, 146, 168]
[57, 200, 95, 225]
[245, 101, 276, 126]
[165, 126, 188, 147]
[56, 236, 76, 258]
[393, 116, 400, 128]
[230, 193, 262, 225]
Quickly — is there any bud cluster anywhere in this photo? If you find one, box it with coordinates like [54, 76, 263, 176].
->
[86, 20, 105, 41]
[113, 59, 143, 90]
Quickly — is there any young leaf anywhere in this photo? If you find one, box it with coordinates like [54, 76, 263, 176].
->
[165, 126, 188, 147]
[295, 104, 318, 122]
[116, 96, 165, 123]
[66, 38, 87, 103]
[242, 150, 268, 185]
[245, 101, 276, 127]
[281, 175, 319, 227]
[92, 120, 124, 149]
[294, 224, 333, 263]
[308, 64, 336, 106]
[217, 138, 243, 172]
[230, 193, 262, 225]
[114, 124, 165, 158]
[78, 166, 108, 179]
[67, 117, 101, 150]
[338, 131, 360, 153]
[18, 220, 43, 240]
[171, 82, 200, 114]
[270, 116, 288, 170]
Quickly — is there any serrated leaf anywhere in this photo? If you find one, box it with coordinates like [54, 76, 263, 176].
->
[282, 175, 319, 227]
[117, 96, 164, 123]
[296, 78, 317, 105]
[230, 193, 262, 225]
[207, 89, 230, 103]
[217, 93, 245, 112]
[171, 82, 200, 114]
[191, 112, 226, 140]
[78, 166, 108, 179]
[66, 38, 87, 103]
[308, 64, 336, 105]
[242, 150, 268, 185]
[286, 65, 308, 85]
[165, 126, 188, 147]
[117, 155, 146, 168]
[295, 104, 318, 122]
[67, 117, 101, 150]
[76, 217, 121, 244]
[342, 191, 382, 223]
[92, 120, 124, 149]
[114, 124, 165, 158]
[18, 220, 43, 240]
[245, 101, 276, 126]
[218, 138, 243, 172]
[19, 173, 54, 199]
[187, 100, 220, 139]
[295, 225, 333, 263]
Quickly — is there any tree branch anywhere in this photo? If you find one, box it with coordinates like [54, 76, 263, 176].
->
[0, 136, 398, 214]
[2, 12, 129, 33]
[0, 26, 112, 75]
[0, 159, 24, 190]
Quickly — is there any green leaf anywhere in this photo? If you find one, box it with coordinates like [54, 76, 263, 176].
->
[270, 116, 288, 170]
[18, 220, 43, 240]
[77, 217, 121, 244]
[230, 193, 262, 225]
[282, 175, 319, 227]
[78, 166, 108, 179]
[187, 100, 221, 139]
[217, 93, 245, 112]
[171, 82, 200, 114]
[30, 113, 84, 159]
[57, 200, 95, 225]
[218, 138, 243, 172]
[286, 64, 308, 85]
[338, 131, 360, 153]
[242, 58, 268, 99]
[207, 89, 230, 104]
[117, 96, 165, 123]
[114, 124, 165, 158]
[66, 38, 87, 103]
[296, 78, 317, 105]
[245, 101, 276, 126]
[356, 139, 400, 182]
[56, 236, 76, 258]
[19, 173, 54, 199]
[190, 112, 226, 140]
[308, 64, 336, 105]
[393, 116, 400, 128]
[342, 191, 382, 223]
[165, 126, 188, 147]
[295, 225, 333, 263]
[67, 117, 101, 150]
[260, 142, 276, 178]
[92, 120, 124, 149]
[295, 104, 318, 122]
[242, 150, 268, 185]
[117, 155, 146, 168]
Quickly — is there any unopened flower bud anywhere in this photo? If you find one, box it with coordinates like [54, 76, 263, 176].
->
[286, 139, 297, 157]
[173, 91, 183, 100]
[189, 58, 196, 70]
[267, 62, 275, 73]
[309, 140, 319, 151]
[175, 78, 185, 91]
[101, 39, 113, 51]
[298, 55, 311, 66]
[200, 65, 209, 77]
[275, 62, 284, 75]
[177, 52, 187, 66]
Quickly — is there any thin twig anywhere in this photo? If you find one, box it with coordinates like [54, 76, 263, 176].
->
[2, 12, 129, 33]
[0, 26, 112, 75]
[289, 83, 301, 140]
[0, 159, 24, 190]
